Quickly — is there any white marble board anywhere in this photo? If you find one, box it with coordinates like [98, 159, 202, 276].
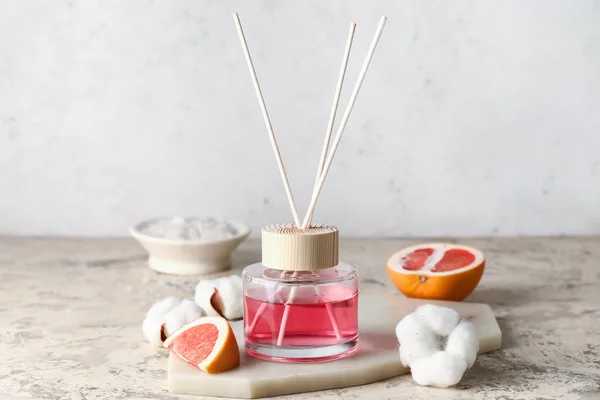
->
[168, 294, 502, 398]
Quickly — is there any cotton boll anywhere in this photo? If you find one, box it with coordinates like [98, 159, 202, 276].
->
[195, 280, 220, 317]
[396, 313, 438, 346]
[410, 351, 468, 388]
[142, 314, 166, 347]
[217, 277, 243, 320]
[399, 339, 439, 367]
[179, 299, 206, 322]
[194, 275, 243, 320]
[146, 296, 181, 318]
[228, 274, 243, 288]
[163, 299, 206, 336]
[195, 280, 217, 301]
[142, 297, 183, 347]
[222, 275, 242, 296]
[397, 305, 476, 388]
[396, 313, 440, 367]
[446, 320, 479, 368]
[415, 304, 460, 336]
[213, 276, 231, 289]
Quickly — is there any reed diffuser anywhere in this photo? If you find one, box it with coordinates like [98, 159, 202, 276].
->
[233, 13, 387, 363]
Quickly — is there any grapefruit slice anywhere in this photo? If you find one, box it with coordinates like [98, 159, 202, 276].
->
[386, 243, 485, 302]
[163, 316, 240, 374]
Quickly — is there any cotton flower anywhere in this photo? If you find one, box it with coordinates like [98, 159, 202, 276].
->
[142, 297, 205, 346]
[143, 297, 181, 347]
[195, 275, 243, 321]
[410, 351, 468, 388]
[396, 313, 439, 367]
[146, 296, 181, 319]
[414, 304, 460, 336]
[395, 304, 479, 388]
[163, 299, 205, 336]
[446, 320, 479, 368]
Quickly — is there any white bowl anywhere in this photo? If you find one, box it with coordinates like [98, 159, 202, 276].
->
[130, 218, 251, 276]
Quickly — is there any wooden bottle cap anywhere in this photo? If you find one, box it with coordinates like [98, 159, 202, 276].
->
[262, 224, 339, 271]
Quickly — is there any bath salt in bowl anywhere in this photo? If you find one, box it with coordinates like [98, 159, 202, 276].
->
[130, 217, 250, 275]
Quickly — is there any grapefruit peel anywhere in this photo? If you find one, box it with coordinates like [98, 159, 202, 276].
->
[396, 304, 479, 388]
[386, 243, 485, 302]
[163, 316, 240, 374]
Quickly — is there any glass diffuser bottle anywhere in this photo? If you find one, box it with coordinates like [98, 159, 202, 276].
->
[243, 224, 358, 362]
[232, 12, 386, 363]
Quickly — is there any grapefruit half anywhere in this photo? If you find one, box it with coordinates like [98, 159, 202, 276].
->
[386, 243, 485, 302]
[163, 316, 240, 374]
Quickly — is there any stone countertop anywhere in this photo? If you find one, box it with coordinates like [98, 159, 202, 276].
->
[1, 237, 599, 400]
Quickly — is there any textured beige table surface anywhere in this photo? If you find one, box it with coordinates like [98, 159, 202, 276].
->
[1, 236, 599, 400]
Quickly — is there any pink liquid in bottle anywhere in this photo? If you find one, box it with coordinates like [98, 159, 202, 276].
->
[242, 263, 359, 363]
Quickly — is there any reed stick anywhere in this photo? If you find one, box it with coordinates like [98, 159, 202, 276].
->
[277, 283, 342, 346]
[276, 285, 297, 346]
[306, 23, 356, 227]
[233, 13, 302, 227]
[302, 16, 387, 229]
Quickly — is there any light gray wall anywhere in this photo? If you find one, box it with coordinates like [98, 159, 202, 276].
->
[1, 1, 599, 237]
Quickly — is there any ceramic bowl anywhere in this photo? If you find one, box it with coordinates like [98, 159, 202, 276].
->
[130, 218, 251, 276]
